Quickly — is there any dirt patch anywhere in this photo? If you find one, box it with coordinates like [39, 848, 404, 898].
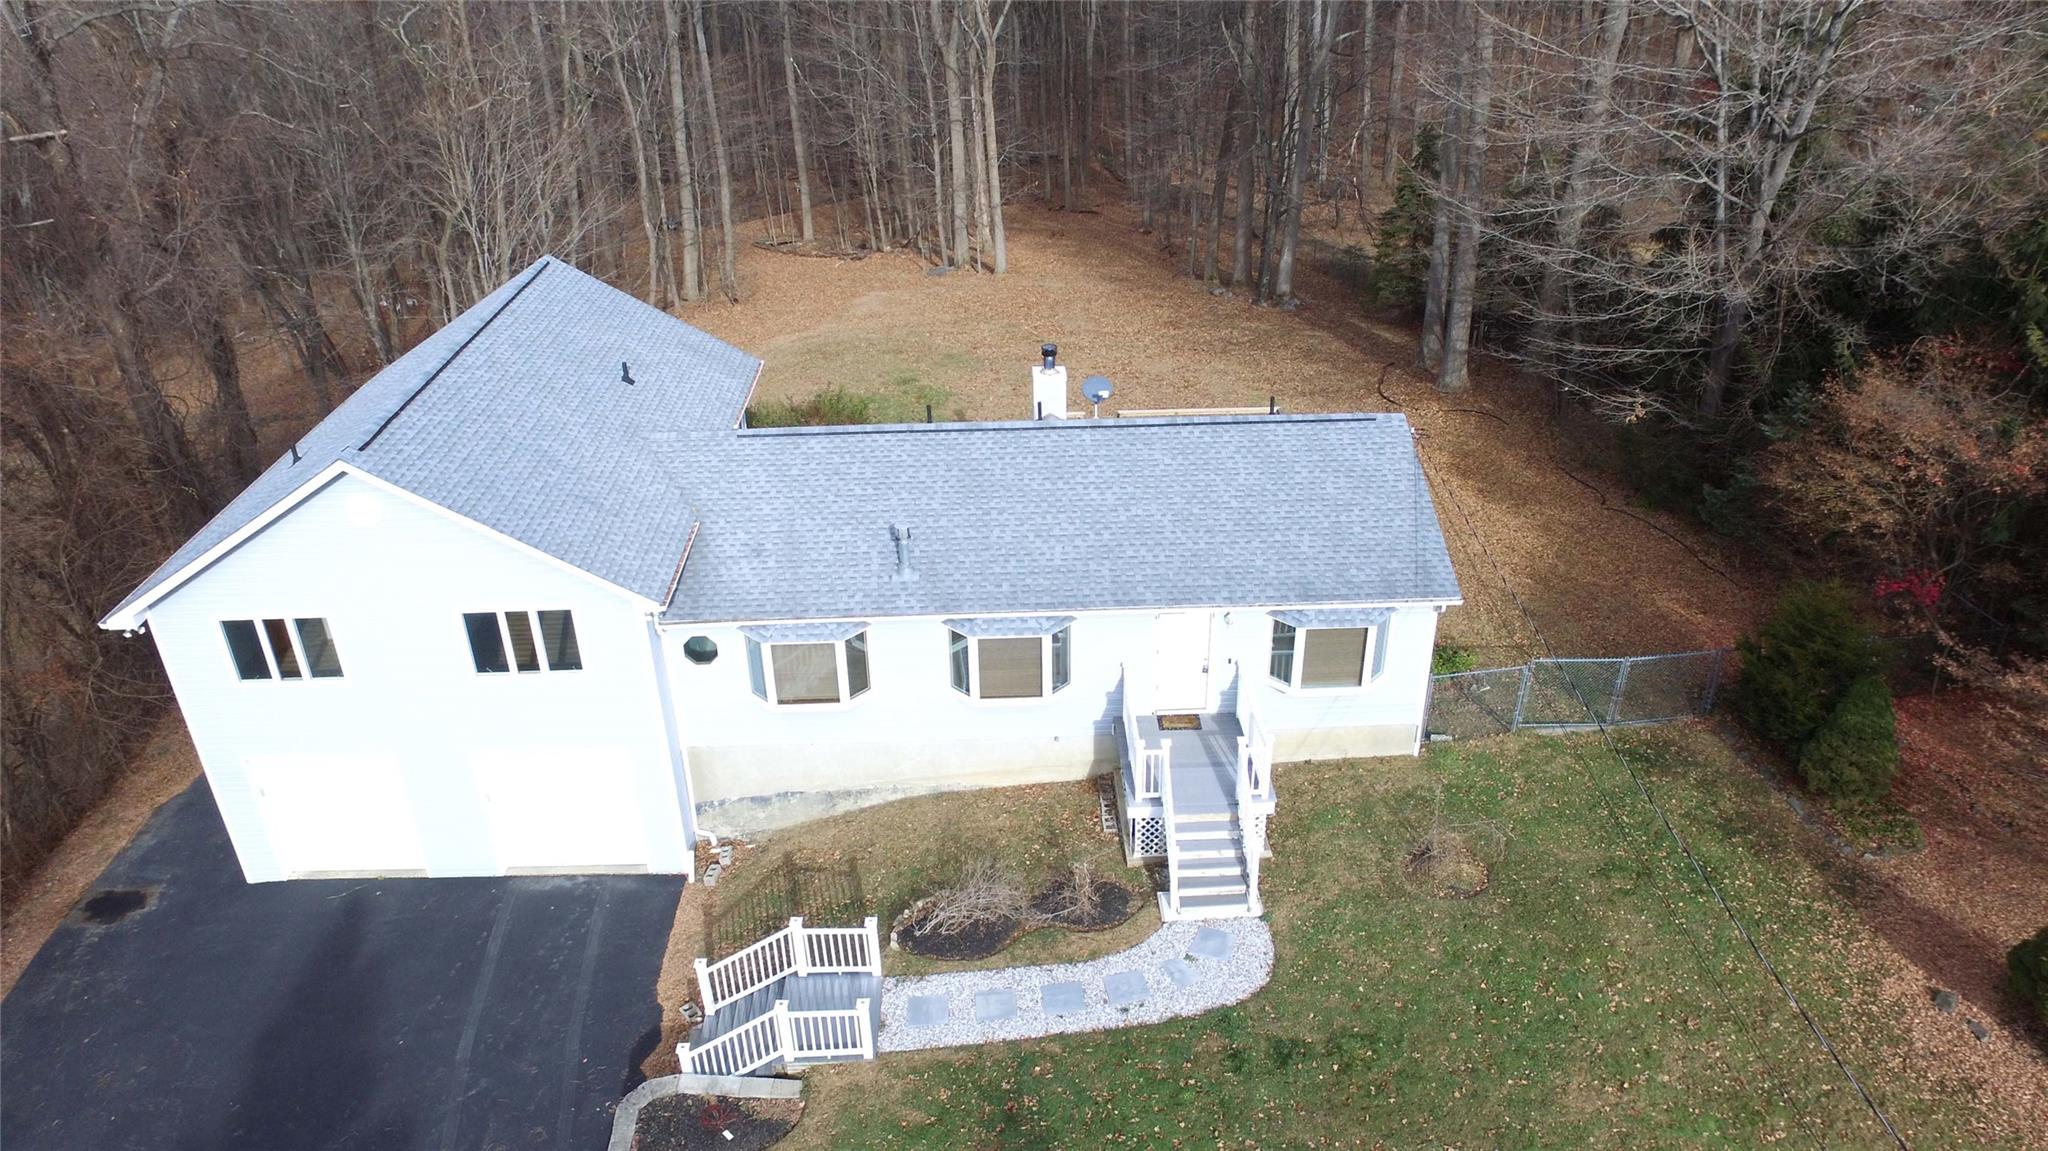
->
[1402, 833, 1490, 899]
[632, 1093, 801, 1151]
[2, 719, 201, 998]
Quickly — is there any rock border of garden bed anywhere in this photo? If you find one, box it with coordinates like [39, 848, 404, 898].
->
[608, 1074, 804, 1151]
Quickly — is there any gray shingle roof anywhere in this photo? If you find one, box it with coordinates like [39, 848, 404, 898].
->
[103, 257, 760, 624]
[661, 413, 1461, 624]
[107, 259, 1461, 631]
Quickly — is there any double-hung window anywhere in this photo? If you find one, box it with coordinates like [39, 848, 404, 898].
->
[465, 610, 582, 674]
[743, 624, 872, 705]
[945, 618, 1074, 700]
[1267, 612, 1387, 690]
[222, 618, 344, 681]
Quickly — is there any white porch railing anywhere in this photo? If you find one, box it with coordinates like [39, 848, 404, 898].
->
[1159, 734, 1183, 916]
[1121, 663, 1171, 801]
[678, 997, 875, 1077]
[1233, 684, 1276, 809]
[694, 916, 881, 1015]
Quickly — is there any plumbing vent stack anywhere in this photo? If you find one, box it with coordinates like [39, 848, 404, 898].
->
[889, 524, 917, 581]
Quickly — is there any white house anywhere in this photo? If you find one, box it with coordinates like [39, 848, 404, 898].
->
[102, 256, 1461, 919]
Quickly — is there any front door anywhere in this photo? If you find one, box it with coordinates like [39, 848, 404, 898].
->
[1151, 611, 1212, 713]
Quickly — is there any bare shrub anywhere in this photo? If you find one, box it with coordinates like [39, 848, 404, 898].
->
[1041, 859, 1104, 925]
[917, 857, 1027, 937]
[1400, 783, 1507, 899]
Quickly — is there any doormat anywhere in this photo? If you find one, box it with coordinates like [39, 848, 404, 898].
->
[1157, 714, 1202, 731]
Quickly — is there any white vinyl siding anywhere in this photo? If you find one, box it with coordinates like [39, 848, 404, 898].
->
[145, 473, 692, 882]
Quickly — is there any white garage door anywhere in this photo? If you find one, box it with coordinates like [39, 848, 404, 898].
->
[249, 754, 426, 877]
[473, 747, 647, 873]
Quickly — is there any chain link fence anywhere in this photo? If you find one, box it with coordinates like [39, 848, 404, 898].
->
[1426, 649, 1729, 741]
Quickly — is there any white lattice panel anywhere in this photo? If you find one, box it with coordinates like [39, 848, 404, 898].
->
[1127, 816, 1167, 860]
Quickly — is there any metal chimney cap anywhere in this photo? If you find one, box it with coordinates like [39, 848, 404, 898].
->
[1040, 343, 1058, 369]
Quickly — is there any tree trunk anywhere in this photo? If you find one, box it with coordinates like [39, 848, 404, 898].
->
[691, 0, 741, 300]
[1205, 85, 1238, 284]
[662, 0, 705, 301]
[1275, 0, 1336, 304]
[1528, 0, 1630, 382]
[1354, 0, 1377, 203]
[201, 310, 261, 487]
[936, 0, 972, 267]
[102, 302, 213, 531]
[612, 46, 670, 309]
[781, 4, 816, 242]
[974, 0, 1011, 274]
[1381, 0, 1407, 190]
[1436, 3, 1493, 394]
[1419, 7, 1462, 372]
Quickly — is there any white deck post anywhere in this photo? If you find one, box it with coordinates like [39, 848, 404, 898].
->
[854, 997, 875, 1059]
[773, 1000, 795, 1066]
[863, 916, 881, 974]
[789, 916, 810, 976]
[693, 956, 714, 1012]
[675, 1040, 694, 1074]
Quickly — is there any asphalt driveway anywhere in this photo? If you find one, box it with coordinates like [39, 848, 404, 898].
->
[1, 781, 683, 1151]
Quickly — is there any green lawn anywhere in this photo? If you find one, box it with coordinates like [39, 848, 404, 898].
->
[785, 727, 1999, 1150]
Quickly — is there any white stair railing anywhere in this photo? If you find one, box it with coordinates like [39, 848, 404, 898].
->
[1159, 737, 1181, 917]
[678, 997, 876, 1077]
[677, 1008, 784, 1077]
[695, 916, 882, 1015]
[784, 998, 875, 1062]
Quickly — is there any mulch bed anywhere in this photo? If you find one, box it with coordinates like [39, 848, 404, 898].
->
[632, 1093, 800, 1151]
[893, 903, 1024, 961]
[1030, 880, 1138, 932]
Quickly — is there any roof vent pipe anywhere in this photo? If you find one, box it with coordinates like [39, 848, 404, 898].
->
[889, 524, 916, 580]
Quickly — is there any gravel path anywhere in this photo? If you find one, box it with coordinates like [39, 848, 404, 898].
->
[877, 917, 1273, 1053]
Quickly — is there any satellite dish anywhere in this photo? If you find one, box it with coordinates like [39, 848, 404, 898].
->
[1081, 375, 1114, 417]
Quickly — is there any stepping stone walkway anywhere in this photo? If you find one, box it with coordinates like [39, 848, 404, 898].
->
[877, 918, 1274, 1054]
[1102, 970, 1149, 1007]
[972, 989, 1018, 1022]
[1041, 981, 1087, 1016]
[906, 994, 950, 1029]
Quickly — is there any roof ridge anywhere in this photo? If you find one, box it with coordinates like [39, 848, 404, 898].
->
[734, 411, 1396, 440]
[356, 258, 553, 452]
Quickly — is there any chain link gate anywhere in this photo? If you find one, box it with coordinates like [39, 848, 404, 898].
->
[1425, 649, 1729, 740]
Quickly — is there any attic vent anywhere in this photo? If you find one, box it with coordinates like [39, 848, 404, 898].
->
[889, 525, 916, 581]
[621, 361, 636, 386]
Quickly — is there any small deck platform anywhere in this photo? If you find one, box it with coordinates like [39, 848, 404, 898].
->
[690, 971, 883, 1065]
[1130, 713, 1243, 815]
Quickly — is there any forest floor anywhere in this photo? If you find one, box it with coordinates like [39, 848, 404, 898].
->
[688, 198, 1762, 665]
